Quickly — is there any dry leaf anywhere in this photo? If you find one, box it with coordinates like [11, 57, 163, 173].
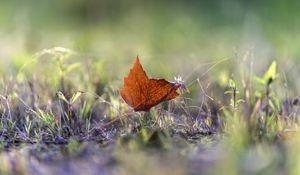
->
[120, 56, 181, 111]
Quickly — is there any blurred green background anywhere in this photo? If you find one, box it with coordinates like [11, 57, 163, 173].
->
[0, 0, 299, 90]
[1, 1, 300, 175]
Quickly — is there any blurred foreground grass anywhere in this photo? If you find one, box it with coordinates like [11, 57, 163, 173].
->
[1, 0, 300, 175]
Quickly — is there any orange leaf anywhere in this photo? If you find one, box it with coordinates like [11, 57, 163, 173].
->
[120, 56, 181, 111]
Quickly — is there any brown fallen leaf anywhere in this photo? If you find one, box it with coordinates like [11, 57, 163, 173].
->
[120, 56, 184, 111]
